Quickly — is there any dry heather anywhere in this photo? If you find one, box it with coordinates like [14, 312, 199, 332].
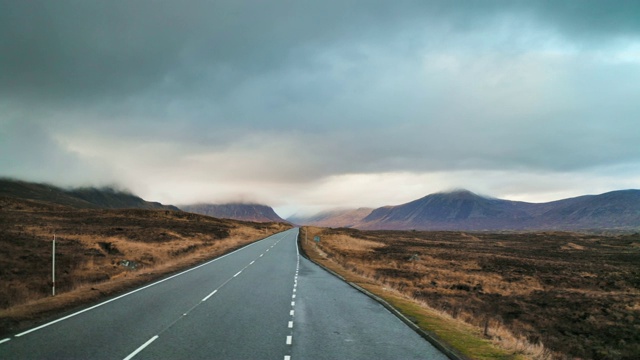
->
[0, 196, 290, 335]
[302, 227, 640, 360]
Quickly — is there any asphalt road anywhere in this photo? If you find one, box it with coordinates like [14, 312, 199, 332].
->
[0, 228, 448, 359]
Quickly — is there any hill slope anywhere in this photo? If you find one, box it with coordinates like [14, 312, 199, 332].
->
[180, 203, 287, 223]
[527, 189, 640, 230]
[0, 178, 178, 210]
[359, 190, 535, 230]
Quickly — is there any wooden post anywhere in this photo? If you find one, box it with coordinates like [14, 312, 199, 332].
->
[52, 234, 56, 296]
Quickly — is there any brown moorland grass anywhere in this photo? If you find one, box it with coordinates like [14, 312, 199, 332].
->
[0, 196, 291, 336]
[300, 227, 640, 360]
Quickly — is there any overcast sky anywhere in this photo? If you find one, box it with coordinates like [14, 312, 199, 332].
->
[1, 1, 639, 217]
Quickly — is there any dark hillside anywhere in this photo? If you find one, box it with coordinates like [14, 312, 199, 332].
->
[181, 203, 287, 223]
[0, 178, 177, 211]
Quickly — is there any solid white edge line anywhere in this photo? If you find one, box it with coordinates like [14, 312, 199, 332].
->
[286, 335, 292, 345]
[0, 338, 10, 344]
[202, 289, 218, 302]
[15, 230, 292, 338]
[123, 335, 159, 360]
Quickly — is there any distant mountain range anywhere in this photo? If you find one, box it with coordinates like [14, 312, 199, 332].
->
[288, 208, 373, 228]
[179, 203, 288, 223]
[0, 178, 178, 211]
[289, 189, 640, 231]
[4, 178, 637, 231]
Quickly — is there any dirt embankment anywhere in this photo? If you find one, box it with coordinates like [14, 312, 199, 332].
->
[0, 196, 291, 336]
[301, 227, 640, 360]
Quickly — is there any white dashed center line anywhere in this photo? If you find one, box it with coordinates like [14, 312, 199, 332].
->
[202, 289, 217, 302]
[283, 231, 302, 360]
[123, 335, 158, 360]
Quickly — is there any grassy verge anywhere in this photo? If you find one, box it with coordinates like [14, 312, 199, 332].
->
[299, 226, 528, 360]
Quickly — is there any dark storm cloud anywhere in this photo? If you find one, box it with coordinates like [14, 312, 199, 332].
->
[526, 0, 640, 39]
[2, 1, 638, 103]
[0, 0, 389, 102]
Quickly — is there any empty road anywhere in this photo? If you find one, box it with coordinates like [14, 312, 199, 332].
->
[0, 228, 448, 359]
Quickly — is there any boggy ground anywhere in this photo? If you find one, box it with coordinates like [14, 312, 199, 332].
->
[0, 196, 290, 335]
[307, 228, 640, 359]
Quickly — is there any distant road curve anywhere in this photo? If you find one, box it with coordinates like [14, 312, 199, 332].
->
[1, 228, 447, 359]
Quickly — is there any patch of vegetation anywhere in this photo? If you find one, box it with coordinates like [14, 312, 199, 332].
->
[301, 227, 640, 359]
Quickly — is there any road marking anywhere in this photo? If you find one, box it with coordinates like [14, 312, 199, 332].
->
[288, 321, 293, 328]
[293, 288, 296, 293]
[260, 254, 264, 257]
[290, 310, 294, 316]
[284, 356, 291, 360]
[123, 335, 158, 360]
[249, 260, 255, 265]
[12, 231, 281, 338]
[233, 271, 242, 277]
[291, 301, 295, 306]
[286, 335, 292, 345]
[202, 289, 217, 302]
[0, 338, 10, 345]
[292, 294, 296, 299]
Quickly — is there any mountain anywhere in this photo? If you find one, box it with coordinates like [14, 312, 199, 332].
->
[288, 208, 373, 227]
[300, 189, 640, 231]
[359, 190, 535, 230]
[180, 203, 288, 223]
[0, 178, 179, 211]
